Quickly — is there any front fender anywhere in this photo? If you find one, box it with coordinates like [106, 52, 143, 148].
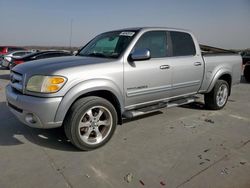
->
[54, 79, 124, 122]
[207, 68, 232, 93]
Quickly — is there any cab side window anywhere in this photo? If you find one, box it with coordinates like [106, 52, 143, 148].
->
[170, 31, 196, 56]
[133, 31, 168, 58]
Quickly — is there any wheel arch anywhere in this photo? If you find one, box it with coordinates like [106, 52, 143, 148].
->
[207, 69, 232, 96]
[55, 79, 124, 125]
[73, 90, 122, 125]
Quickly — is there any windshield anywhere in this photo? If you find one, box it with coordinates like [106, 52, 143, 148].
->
[78, 30, 138, 58]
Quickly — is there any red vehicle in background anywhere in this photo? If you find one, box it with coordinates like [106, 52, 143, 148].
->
[0, 46, 26, 56]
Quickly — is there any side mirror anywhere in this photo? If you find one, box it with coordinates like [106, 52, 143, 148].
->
[130, 49, 151, 61]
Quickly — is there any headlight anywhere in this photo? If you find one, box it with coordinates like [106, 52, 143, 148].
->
[26, 75, 67, 93]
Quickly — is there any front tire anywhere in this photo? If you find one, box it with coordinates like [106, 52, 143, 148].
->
[204, 80, 229, 110]
[64, 96, 117, 151]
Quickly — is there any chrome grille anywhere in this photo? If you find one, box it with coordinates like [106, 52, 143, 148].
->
[10, 71, 23, 93]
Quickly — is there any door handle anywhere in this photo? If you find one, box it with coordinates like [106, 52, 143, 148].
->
[160, 65, 170, 69]
[194, 62, 202, 66]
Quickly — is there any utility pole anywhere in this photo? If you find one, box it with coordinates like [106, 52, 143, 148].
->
[69, 19, 73, 51]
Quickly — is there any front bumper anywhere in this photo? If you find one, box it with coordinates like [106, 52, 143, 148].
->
[5, 85, 63, 129]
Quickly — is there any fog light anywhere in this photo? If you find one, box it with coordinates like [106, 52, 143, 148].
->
[25, 113, 37, 124]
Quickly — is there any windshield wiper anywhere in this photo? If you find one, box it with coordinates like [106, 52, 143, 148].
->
[85, 53, 107, 58]
[78, 52, 118, 58]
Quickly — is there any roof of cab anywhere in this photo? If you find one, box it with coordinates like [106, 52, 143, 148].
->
[110, 27, 191, 33]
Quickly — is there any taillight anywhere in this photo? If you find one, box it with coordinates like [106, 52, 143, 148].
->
[14, 60, 24, 65]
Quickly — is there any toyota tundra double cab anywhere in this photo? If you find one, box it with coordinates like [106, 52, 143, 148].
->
[6, 27, 242, 150]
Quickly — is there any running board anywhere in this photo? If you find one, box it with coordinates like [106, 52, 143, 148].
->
[123, 97, 195, 118]
[167, 98, 195, 108]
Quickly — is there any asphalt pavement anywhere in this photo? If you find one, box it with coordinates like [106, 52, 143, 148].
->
[0, 66, 249, 188]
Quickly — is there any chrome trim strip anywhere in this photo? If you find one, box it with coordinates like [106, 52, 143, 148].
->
[10, 83, 23, 91]
[127, 80, 200, 97]
[10, 71, 23, 93]
[172, 80, 200, 90]
[13, 74, 22, 81]
[127, 85, 171, 97]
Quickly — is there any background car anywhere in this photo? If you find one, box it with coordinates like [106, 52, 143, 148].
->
[240, 51, 250, 82]
[1, 50, 34, 69]
[240, 51, 250, 65]
[0, 46, 26, 56]
[244, 63, 250, 82]
[9, 50, 72, 69]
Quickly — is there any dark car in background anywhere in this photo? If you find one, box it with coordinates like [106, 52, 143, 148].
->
[244, 65, 250, 82]
[9, 50, 72, 69]
[241, 51, 250, 65]
[240, 51, 250, 82]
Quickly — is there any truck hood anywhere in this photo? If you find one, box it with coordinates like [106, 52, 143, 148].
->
[13, 56, 115, 75]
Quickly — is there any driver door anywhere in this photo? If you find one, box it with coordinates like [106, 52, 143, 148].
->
[124, 31, 173, 109]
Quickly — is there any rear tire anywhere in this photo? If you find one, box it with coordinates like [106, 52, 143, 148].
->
[204, 80, 229, 110]
[244, 64, 250, 82]
[64, 96, 117, 151]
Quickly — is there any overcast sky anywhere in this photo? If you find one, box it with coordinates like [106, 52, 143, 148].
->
[0, 0, 249, 49]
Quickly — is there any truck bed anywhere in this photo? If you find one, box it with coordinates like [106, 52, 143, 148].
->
[200, 44, 236, 55]
[199, 48, 242, 92]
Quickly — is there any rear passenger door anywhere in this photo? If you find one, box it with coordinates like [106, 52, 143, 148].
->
[169, 31, 204, 98]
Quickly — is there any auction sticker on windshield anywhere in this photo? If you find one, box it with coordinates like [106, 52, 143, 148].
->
[119, 32, 135, 36]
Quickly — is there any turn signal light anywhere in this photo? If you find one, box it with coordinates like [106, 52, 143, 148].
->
[49, 77, 65, 84]
[46, 85, 60, 92]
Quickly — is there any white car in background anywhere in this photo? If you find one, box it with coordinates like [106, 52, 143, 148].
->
[1, 50, 35, 69]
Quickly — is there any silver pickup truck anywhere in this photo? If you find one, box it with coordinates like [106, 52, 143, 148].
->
[6, 27, 241, 150]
